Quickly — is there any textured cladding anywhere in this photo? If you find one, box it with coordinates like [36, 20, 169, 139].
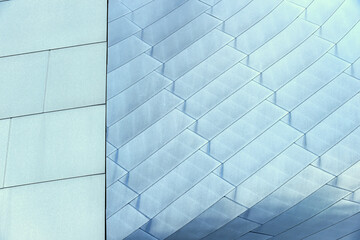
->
[106, 0, 360, 239]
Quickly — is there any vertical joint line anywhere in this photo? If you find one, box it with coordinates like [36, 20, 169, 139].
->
[2, 119, 12, 188]
[42, 50, 51, 112]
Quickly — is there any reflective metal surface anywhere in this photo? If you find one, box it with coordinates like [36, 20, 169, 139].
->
[107, 0, 360, 239]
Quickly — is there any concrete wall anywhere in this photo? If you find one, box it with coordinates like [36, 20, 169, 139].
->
[0, 0, 107, 239]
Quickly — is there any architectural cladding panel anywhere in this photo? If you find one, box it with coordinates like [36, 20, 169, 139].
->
[0, 0, 107, 239]
[107, 0, 360, 239]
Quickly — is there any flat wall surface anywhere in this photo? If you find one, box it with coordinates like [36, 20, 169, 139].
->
[0, 0, 107, 239]
[106, 0, 360, 239]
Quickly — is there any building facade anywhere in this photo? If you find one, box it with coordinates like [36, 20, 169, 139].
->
[0, 0, 107, 239]
[1, 0, 360, 239]
[106, 0, 360, 240]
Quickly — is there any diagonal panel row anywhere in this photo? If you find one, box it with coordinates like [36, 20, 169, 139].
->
[106, 0, 360, 239]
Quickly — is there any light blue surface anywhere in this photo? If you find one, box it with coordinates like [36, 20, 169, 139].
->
[0, 175, 105, 240]
[107, 53, 161, 99]
[130, 151, 219, 218]
[0, 51, 48, 118]
[44, 43, 106, 112]
[0, 0, 107, 238]
[139, 1, 208, 46]
[203, 217, 260, 240]
[220, 0, 283, 37]
[166, 198, 247, 240]
[107, 0, 360, 239]
[317, 0, 360, 43]
[0, 0, 107, 57]
[230, 1, 303, 54]
[120, 130, 207, 193]
[5, 106, 105, 187]
[255, 185, 351, 236]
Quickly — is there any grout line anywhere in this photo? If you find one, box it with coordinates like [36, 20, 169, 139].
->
[337, 228, 360, 240]
[107, 38, 152, 73]
[295, 112, 360, 157]
[224, 196, 249, 209]
[217, 132, 305, 190]
[231, 1, 310, 56]
[281, 89, 360, 138]
[151, 29, 235, 80]
[200, 137, 360, 239]
[110, 30, 232, 93]
[107, 101, 185, 150]
[170, 51, 250, 101]
[107, 43, 246, 104]
[106, 82, 173, 128]
[201, 104, 291, 163]
[311, 165, 337, 177]
[179, 78, 272, 142]
[199, 142, 313, 239]
[229, 0, 292, 39]
[108, 29, 142, 48]
[108, 0, 203, 68]
[125, 0, 189, 30]
[235, 5, 360, 112]
[0, 103, 106, 122]
[105, 141, 213, 220]
[198, 0, 211, 7]
[139, 173, 236, 238]
[107, 4, 131, 24]
[106, 141, 119, 157]
[0, 40, 106, 60]
[271, 53, 351, 113]
[277, 194, 360, 239]
[106, 58, 163, 101]
[327, 183, 355, 193]
[168, 198, 252, 239]
[253, 183, 349, 238]
[207, 0, 255, 23]
[140, 228, 160, 240]
[249, 231, 274, 237]
[142, 20, 225, 65]
[259, 170, 360, 238]
[143, 130, 309, 237]
[105, 134, 208, 195]
[344, 71, 360, 80]
[107, 118, 197, 172]
[285, 0, 307, 8]
[134, 0, 206, 44]
[249, 22, 320, 74]
[312, 0, 346, 30]
[120, 0, 156, 13]
[2, 172, 105, 190]
[342, 198, 360, 205]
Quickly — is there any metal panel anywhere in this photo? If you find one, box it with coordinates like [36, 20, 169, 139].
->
[0, 175, 105, 240]
[106, 0, 360, 238]
[44, 43, 106, 112]
[0, 0, 106, 57]
[107, 205, 149, 240]
[0, 51, 48, 118]
[4, 106, 105, 187]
